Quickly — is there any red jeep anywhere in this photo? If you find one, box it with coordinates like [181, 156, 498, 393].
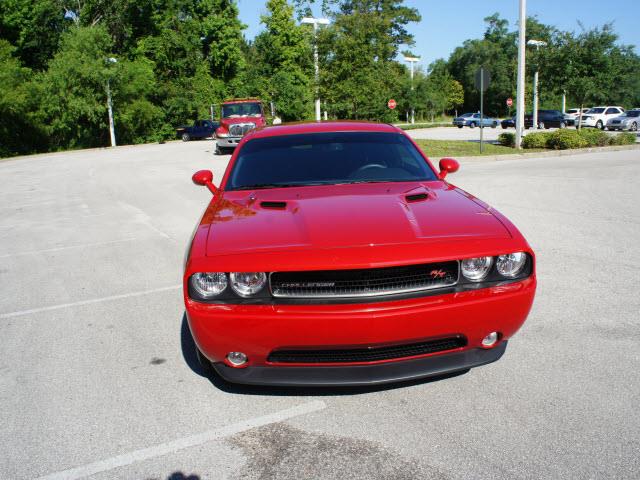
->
[214, 99, 267, 155]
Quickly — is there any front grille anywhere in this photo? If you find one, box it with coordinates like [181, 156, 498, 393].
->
[270, 261, 459, 298]
[228, 123, 256, 137]
[268, 336, 467, 363]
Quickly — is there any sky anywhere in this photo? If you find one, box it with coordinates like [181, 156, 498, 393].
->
[237, 0, 640, 69]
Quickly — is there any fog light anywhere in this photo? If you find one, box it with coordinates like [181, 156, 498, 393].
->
[226, 352, 248, 366]
[482, 332, 499, 347]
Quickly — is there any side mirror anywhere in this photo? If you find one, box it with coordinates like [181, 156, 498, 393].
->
[192, 170, 217, 194]
[438, 158, 460, 180]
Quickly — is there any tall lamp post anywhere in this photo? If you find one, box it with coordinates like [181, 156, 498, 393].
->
[515, 0, 526, 149]
[301, 16, 330, 122]
[105, 57, 117, 147]
[403, 56, 420, 124]
[527, 39, 547, 130]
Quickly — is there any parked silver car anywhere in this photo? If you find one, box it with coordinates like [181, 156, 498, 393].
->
[452, 113, 499, 128]
[606, 109, 640, 131]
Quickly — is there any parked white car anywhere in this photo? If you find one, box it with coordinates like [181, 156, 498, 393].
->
[564, 108, 589, 126]
[578, 106, 625, 130]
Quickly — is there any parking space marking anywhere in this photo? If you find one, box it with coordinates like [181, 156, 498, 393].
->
[0, 285, 181, 319]
[35, 400, 327, 480]
[0, 237, 139, 258]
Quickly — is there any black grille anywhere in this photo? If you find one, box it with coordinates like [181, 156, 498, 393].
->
[270, 261, 458, 298]
[268, 336, 467, 363]
[228, 123, 256, 137]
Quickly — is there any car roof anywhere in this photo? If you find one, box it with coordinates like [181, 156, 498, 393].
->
[247, 121, 401, 139]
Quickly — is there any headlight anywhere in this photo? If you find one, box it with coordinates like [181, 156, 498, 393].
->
[191, 272, 228, 298]
[496, 252, 527, 278]
[230, 272, 267, 297]
[461, 257, 493, 281]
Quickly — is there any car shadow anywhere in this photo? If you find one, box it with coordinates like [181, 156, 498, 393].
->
[180, 312, 469, 396]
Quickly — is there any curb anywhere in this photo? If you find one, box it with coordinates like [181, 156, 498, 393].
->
[455, 142, 640, 162]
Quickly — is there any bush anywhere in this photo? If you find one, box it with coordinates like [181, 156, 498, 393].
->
[610, 132, 637, 145]
[521, 132, 551, 149]
[577, 128, 610, 147]
[545, 130, 589, 150]
[498, 132, 515, 147]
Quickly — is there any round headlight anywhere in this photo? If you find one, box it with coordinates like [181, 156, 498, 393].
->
[191, 272, 228, 298]
[496, 252, 527, 278]
[230, 272, 267, 297]
[461, 257, 493, 281]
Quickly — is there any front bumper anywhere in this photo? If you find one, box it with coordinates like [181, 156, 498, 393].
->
[216, 137, 242, 148]
[579, 118, 598, 127]
[213, 342, 507, 386]
[186, 276, 536, 385]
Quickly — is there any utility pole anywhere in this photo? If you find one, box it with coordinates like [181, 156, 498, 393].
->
[403, 56, 420, 124]
[105, 57, 117, 147]
[527, 39, 547, 130]
[515, 0, 526, 149]
[301, 17, 330, 122]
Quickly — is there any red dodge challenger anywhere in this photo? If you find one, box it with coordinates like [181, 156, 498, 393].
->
[184, 121, 536, 386]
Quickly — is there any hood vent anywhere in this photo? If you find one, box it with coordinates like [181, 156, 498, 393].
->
[405, 193, 429, 202]
[260, 201, 287, 209]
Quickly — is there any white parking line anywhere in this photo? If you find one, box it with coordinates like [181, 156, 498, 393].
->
[0, 237, 138, 258]
[0, 285, 181, 319]
[35, 400, 327, 480]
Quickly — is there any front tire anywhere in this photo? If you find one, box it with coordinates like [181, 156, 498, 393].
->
[457, 125, 463, 129]
[559, 122, 566, 129]
[469, 122, 476, 129]
[596, 120, 604, 130]
[181, 133, 190, 142]
[631, 122, 638, 132]
[492, 121, 498, 128]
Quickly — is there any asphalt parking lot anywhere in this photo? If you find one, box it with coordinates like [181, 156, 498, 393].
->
[1, 137, 639, 479]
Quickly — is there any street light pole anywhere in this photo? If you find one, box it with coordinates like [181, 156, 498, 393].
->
[403, 56, 420, 124]
[515, 0, 526, 149]
[301, 17, 330, 122]
[105, 57, 117, 147]
[527, 39, 547, 130]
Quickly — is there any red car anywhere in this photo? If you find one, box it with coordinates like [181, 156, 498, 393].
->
[184, 121, 536, 386]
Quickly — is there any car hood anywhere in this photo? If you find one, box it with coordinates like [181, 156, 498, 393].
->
[203, 182, 511, 257]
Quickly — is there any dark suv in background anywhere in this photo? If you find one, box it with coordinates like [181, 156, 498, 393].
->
[524, 110, 567, 129]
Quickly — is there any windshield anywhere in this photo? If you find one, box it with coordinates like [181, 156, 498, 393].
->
[587, 108, 605, 114]
[226, 132, 438, 190]
[222, 102, 262, 118]
[460, 113, 473, 117]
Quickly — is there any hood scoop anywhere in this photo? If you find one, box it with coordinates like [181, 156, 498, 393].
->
[405, 192, 429, 202]
[260, 201, 287, 209]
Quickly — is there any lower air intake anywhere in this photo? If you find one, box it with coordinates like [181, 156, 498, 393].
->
[267, 336, 467, 364]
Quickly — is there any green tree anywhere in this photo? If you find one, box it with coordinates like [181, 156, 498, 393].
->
[0, 0, 67, 70]
[0, 40, 45, 156]
[252, 0, 312, 120]
[318, 0, 420, 120]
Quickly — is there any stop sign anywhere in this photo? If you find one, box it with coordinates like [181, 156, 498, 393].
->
[506, 98, 513, 107]
[388, 99, 396, 109]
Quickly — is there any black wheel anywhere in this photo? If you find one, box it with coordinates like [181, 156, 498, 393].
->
[631, 122, 638, 132]
[181, 133, 190, 142]
[457, 125, 463, 129]
[195, 346, 214, 376]
[596, 120, 604, 130]
[469, 122, 476, 129]
[501, 124, 507, 129]
[492, 121, 498, 128]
